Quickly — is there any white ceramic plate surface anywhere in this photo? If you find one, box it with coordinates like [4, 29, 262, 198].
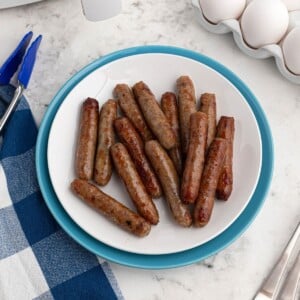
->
[47, 53, 262, 255]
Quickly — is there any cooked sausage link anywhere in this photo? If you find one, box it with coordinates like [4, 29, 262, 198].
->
[216, 116, 235, 200]
[94, 99, 117, 186]
[71, 179, 151, 237]
[176, 76, 197, 156]
[194, 138, 227, 227]
[145, 140, 192, 227]
[75, 98, 99, 180]
[114, 117, 162, 198]
[132, 81, 176, 150]
[114, 84, 153, 142]
[181, 112, 208, 204]
[161, 92, 183, 175]
[199, 93, 217, 151]
[111, 143, 159, 225]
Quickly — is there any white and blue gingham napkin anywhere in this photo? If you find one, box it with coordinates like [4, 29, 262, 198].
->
[0, 85, 123, 300]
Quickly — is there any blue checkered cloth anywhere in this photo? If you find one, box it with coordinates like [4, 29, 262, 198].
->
[0, 85, 123, 300]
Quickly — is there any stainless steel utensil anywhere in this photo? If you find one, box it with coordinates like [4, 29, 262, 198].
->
[253, 222, 300, 300]
[278, 252, 300, 300]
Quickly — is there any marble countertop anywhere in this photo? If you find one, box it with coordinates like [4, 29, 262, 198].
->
[0, 0, 299, 299]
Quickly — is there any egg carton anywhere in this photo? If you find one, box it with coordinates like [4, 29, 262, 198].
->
[191, 0, 300, 85]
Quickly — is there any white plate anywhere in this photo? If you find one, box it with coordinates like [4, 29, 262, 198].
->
[47, 53, 262, 255]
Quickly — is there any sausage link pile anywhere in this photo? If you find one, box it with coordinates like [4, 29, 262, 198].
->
[71, 77, 235, 237]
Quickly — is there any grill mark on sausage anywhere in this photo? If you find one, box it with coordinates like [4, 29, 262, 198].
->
[132, 81, 176, 150]
[75, 98, 99, 180]
[114, 117, 162, 198]
[194, 138, 227, 227]
[71, 179, 151, 237]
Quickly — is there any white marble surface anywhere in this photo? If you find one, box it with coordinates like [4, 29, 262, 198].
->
[0, 1, 299, 299]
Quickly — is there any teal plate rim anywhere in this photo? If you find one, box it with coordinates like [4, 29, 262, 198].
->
[36, 45, 274, 269]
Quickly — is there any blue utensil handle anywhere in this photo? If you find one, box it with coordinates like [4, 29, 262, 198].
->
[18, 35, 42, 89]
[0, 31, 33, 85]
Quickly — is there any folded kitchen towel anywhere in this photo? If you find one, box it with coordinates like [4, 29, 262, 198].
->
[0, 85, 123, 300]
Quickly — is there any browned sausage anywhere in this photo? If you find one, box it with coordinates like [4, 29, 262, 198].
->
[161, 92, 183, 175]
[145, 140, 192, 227]
[181, 112, 208, 204]
[75, 98, 99, 180]
[114, 117, 162, 198]
[114, 84, 153, 142]
[132, 81, 176, 150]
[176, 76, 197, 156]
[94, 100, 117, 186]
[216, 116, 235, 200]
[111, 143, 159, 225]
[199, 93, 217, 151]
[194, 138, 227, 227]
[71, 179, 151, 237]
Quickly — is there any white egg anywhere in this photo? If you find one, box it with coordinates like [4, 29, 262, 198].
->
[241, 0, 289, 48]
[282, 27, 300, 75]
[281, 0, 300, 11]
[199, 0, 247, 24]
